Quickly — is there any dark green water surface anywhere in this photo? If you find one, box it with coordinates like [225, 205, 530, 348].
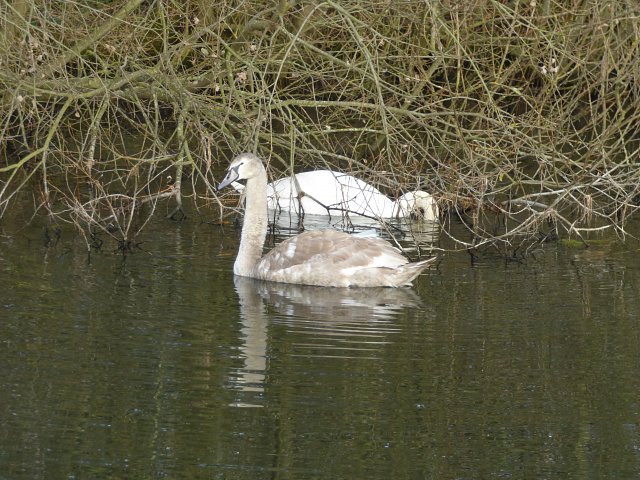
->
[1, 213, 639, 479]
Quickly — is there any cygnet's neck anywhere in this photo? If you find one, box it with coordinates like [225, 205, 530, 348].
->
[234, 168, 268, 277]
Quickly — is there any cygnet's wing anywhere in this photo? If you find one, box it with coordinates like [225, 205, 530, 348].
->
[254, 229, 412, 286]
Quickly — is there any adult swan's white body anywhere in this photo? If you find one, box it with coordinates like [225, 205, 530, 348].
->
[233, 170, 439, 221]
[218, 153, 436, 287]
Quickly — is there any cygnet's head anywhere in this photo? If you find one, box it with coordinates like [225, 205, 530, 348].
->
[218, 153, 264, 190]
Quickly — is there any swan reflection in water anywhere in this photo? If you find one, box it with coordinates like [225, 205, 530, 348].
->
[229, 276, 423, 408]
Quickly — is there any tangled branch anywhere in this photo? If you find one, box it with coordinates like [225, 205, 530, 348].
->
[1, 0, 639, 254]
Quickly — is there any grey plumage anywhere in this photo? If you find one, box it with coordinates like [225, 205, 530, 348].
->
[218, 153, 436, 287]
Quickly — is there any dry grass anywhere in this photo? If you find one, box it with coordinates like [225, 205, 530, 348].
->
[1, 0, 640, 254]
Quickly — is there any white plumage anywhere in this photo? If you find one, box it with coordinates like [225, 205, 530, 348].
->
[218, 153, 436, 287]
[232, 169, 438, 222]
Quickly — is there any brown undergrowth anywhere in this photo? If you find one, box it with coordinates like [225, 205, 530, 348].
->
[1, 0, 639, 255]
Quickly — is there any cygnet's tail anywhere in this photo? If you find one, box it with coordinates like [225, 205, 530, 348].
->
[390, 256, 438, 287]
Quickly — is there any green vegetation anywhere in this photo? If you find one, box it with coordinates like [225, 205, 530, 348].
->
[559, 238, 613, 249]
[1, 0, 639, 252]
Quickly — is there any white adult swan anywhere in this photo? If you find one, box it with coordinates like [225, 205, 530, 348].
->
[233, 169, 439, 221]
[218, 153, 436, 287]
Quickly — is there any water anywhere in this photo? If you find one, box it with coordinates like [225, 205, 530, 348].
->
[1, 210, 639, 479]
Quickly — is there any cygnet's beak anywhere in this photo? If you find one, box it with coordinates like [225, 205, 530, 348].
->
[217, 166, 240, 190]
